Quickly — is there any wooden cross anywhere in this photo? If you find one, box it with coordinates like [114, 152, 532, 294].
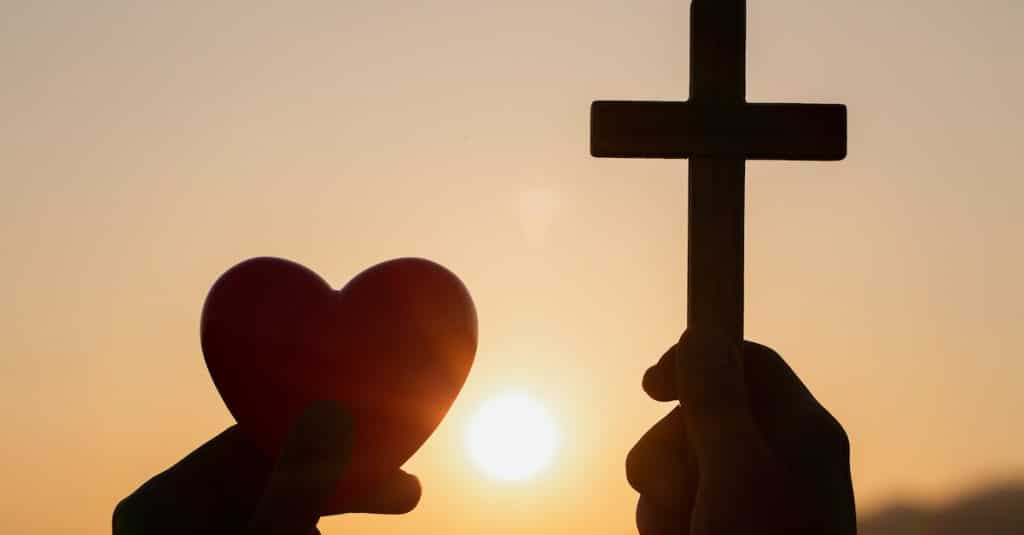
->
[591, 0, 847, 343]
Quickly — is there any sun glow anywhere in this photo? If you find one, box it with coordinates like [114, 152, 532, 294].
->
[464, 391, 560, 482]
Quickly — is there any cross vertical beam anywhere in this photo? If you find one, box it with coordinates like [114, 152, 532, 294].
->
[688, 0, 746, 340]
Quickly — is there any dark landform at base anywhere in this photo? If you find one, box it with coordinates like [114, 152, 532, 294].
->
[859, 481, 1024, 535]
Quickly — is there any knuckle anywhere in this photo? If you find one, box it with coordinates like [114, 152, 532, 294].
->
[813, 411, 850, 458]
[745, 340, 782, 361]
[834, 419, 852, 459]
[112, 497, 136, 535]
[625, 443, 645, 493]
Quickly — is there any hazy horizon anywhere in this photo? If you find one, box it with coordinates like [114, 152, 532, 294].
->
[2, 1, 1022, 533]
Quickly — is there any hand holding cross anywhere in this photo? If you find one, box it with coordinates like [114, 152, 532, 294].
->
[596, 2, 854, 532]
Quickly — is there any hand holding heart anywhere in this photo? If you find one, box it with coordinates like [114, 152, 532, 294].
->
[113, 257, 477, 534]
[114, 402, 421, 535]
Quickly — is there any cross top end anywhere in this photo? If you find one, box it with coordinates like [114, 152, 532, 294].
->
[591, 0, 847, 162]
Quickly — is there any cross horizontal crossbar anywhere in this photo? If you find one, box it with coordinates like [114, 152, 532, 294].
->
[591, 101, 847, 161]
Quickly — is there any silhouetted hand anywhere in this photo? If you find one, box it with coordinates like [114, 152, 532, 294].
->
[113, 401, 421, 535]
[627, 329, 856, 534]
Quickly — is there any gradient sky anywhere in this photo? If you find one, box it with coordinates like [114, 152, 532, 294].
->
[2, 1, 1023, 533]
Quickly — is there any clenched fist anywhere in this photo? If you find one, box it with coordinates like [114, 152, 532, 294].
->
[626, 330, 856, 535]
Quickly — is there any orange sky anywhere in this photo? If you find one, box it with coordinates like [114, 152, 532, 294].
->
[2, 1, 1023, 533]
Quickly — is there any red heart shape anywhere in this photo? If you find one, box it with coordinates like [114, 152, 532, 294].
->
[200, 257, 477, 507]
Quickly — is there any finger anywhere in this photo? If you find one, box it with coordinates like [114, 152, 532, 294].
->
[247, 400, 353, 535]
[657, 338, 851, 469]
[646, 339, 825, 417]
[325, 469, 422, 515]
[742, 342, 852, 476]
[643, 344, 679, 402]
[674, 329, 767, 462]
[741, 341, 820, 413]
[636, 495, 689, 535]
[625, 407, 697, 512]
[645, 339, 819, 406]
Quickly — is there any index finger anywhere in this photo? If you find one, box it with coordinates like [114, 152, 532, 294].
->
[673, 329, 766, 462]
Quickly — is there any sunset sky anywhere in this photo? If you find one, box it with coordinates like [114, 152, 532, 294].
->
[2, 1, 1023, 533]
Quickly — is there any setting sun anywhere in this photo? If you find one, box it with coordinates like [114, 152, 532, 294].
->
[464, 391, 560, 482]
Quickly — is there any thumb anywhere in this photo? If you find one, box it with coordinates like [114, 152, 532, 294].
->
[247, 400, 353, 535]
[674, 329, 766, 463]
[333, 469, 422, 515]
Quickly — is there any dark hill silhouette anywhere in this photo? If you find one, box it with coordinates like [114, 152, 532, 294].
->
[859, 481, 1024, 535]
